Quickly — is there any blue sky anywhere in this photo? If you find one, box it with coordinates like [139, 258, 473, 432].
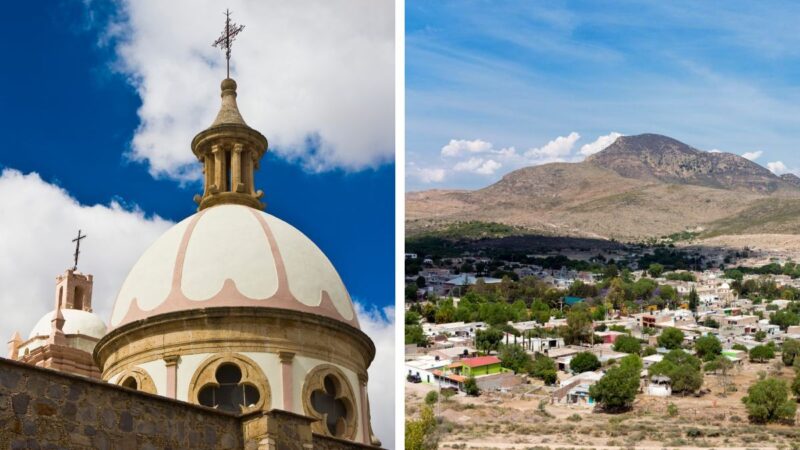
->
[406, 0, 800, 191]
[0, 2, 394, 312]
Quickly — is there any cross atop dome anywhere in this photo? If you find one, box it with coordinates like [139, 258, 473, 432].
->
[212, 9, 245, 79]
[192, 11, 268, 211]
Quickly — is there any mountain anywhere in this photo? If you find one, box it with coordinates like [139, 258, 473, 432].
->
[585, 134, 786, 193]
[407, 134, 800, 240]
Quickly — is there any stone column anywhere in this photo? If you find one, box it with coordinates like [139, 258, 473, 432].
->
[231, 144, 244, 192]
[202, 155, 212, 195]
[278, 351, 295, 412]
[358, 373, 370, 445]
[212, 145, 226, 192]
[164, 355, 180, 399]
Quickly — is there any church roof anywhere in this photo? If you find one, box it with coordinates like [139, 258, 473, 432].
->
[110, 204, 359, 330]
[30, 309, 107, 340]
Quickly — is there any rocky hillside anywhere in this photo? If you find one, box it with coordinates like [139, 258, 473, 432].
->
[585, 134, 789, 193]
[407, 134, 800, 240]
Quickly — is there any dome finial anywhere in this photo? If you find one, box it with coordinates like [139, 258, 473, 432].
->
[191, 11, 267, 211]
[212, 9, 245, 79]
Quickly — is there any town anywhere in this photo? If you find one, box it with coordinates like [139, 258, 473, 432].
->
[405, 240, 800, 449]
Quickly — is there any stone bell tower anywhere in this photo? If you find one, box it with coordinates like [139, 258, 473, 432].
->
[191, 78, 269, 211]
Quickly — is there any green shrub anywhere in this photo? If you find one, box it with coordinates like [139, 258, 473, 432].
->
[424, 390, 438, 405]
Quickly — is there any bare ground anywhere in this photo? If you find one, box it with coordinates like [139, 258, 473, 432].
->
[406, 361, 800, 449]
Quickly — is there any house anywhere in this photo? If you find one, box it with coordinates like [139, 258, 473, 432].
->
[552, 371, 603, 406]
[405, 355, 451, 384]
[595, 331, 625, 344]
[448, 356, 504, 377]
[647, 375, 672, 397]
[642, 353, 664, 368]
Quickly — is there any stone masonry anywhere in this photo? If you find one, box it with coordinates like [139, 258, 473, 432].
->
[0, 358, 379, 449]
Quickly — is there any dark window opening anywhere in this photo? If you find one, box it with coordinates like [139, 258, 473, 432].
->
[121, 377, 137, 390]
[197, 364, 260, 413]
[311, 375, 349, 436]
[74, 286, 84, 310]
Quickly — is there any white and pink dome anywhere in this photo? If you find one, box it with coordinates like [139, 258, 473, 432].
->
[110, 204, 358, 329]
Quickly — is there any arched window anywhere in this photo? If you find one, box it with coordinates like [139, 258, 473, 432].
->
[312, 375, 349, 436]
[302, 365, 357, 440]
[121, 377, 138, 390]
[189, 353, 270, 413]
[197, 364, 260, 413]
[115, 368, 156, 394]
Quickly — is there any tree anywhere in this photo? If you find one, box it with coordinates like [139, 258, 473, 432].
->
[648, 263, 664, 278]
[405, 325, 428, 346]
[464, 376, 480, 396]
[782, 339, 800, 366]
[770, 310, 800, 331]
[687, 288, 699, 313]
[613, 335, 642, 354]
[406, 284, 419, 302]
[750, 345, 775, 363]
[650, 350, 703, 394]
[475, 328, 504, 354]
[704, 356, 734, 393]
[570, 352, 601, 373]
[498, 344, 532, 374]
[562, 305, 593, 345]
[603, 264, 619, 280]
[657, 327, 685, 350]
[529, 354, 557, 385]
[435, 299, 456, 324]
[741, 378, 796, 424]
[694, 335, 722, 361]
[589, 355, 642, 412]
[792, 371, 800, 399]
[755, 330, 767, 342]
[405, 405, 437, 450]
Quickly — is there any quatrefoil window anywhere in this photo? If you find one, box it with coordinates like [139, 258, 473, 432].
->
[197, 363, 260, 413]
[311, 375, 350, 436]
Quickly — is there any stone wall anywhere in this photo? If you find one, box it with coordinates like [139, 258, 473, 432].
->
[0, 358, 243, 449]
[0, 358, 381, 450]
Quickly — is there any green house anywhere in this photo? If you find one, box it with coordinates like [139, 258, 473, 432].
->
[448, 356, 503, 377]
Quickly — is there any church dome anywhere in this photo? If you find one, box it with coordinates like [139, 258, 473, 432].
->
[110, 204, 358, 329]
[30, 309, 107, 340]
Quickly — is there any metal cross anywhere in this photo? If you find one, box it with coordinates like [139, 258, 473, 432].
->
[212, 9, 245, 78]
[72, 229, 86, 270]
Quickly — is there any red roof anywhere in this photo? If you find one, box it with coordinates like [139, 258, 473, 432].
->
[432, 370, 466, 383]
[449, 356, 501, 368]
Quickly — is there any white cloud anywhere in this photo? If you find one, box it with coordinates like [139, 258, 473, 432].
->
[0, 168, 172, 342]
[768, 161, 790, 175]
[475, 159, 502, 175]
[741, 150, 763, 161]
[453, 157, 502, 175]
[355, 303, 395, 449]
[525, 132, 580, 159]
[101, 0, 394, 181]
[413, 167, 447, 183]
[440, 139, 493, 157]
[579, 132, 623, 156]
[495, 146, 517, 157]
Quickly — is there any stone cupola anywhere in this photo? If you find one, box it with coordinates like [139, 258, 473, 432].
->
[192, 78, 268, 211]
